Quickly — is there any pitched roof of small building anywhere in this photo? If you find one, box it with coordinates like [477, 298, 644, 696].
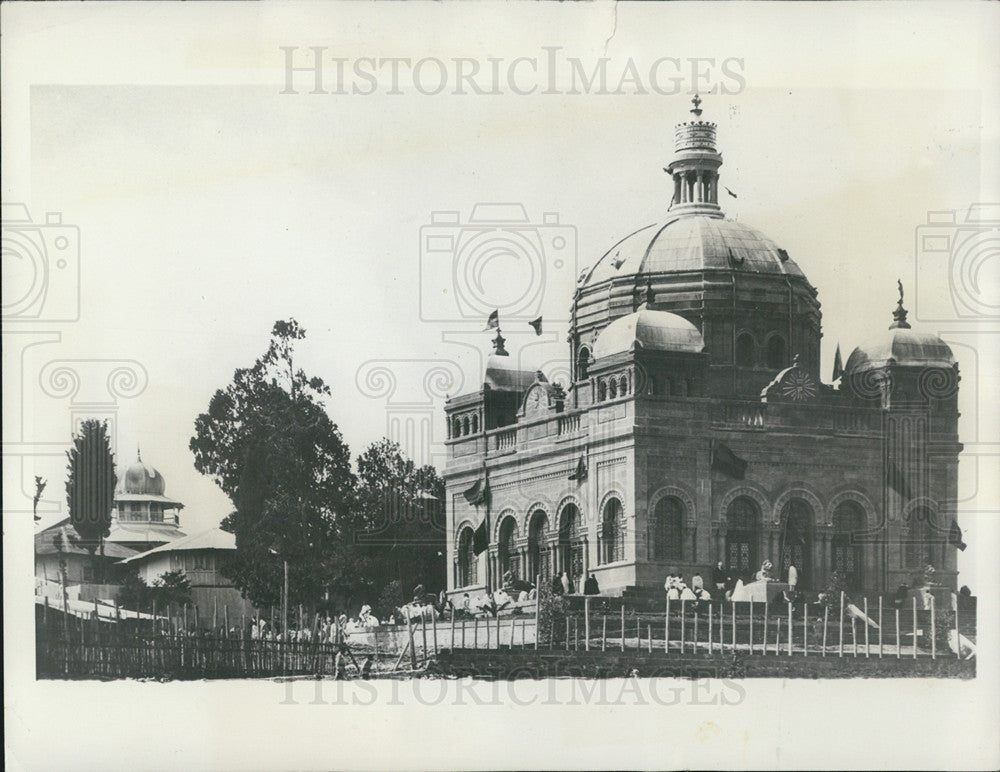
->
[34, 529, 139, 559]
[120, 527, 235, 564]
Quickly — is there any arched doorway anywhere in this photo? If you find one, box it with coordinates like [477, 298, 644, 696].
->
[528, 510, 551, 580]
[650, 496, 684, 562]
[725, 497, 759, 579]
[779, 499, 813, 587]
[498, 516, 520, 580]
[832, 501, 864, 591]
[600, 498, 625, 564]
[558, 504, 584, 592]
[457, 526, 477, 588]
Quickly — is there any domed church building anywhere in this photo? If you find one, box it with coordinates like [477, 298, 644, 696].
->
[443, 98, 963, 600]
[106, 450, 187, 552]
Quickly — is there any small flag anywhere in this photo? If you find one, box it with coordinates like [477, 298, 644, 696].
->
[885, 461, 911, 499]
[725, 187, 738, 199]
[529, 317, 543, 336]
[472, 519, 488, 555]
[832, 344, 844, 381]
[711, 441, 747, 479]
[463, 477, 489, 506]
[949, 520, 967, 552]
[484, 310, 499, 331]
[568, 455, 588, 481]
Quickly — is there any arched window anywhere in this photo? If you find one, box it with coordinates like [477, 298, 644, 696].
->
[577, 346, 591, 380]
[618, 374, 628, 397]
[779, 499, 814, 587]
[766, 336, 786, 370]
[452, 417, 461, 438]
[597, 380, 607, 402]
[600, 498, 625, 564]
[609, 378, 618, 399]
[558, 504, 584, 590]
[528, 510, 551, 579]
[832, 501, 865, 591]
[471, 414, 479, 434]
[462, 416, 470, 436]
[498, 517, 519, 579]
[650, 496, 684, 562]
[725, 497, 759, 576]
[457, 527, 477, 587]
[905, 506, 939, 567]
[736, 332, 756, 367]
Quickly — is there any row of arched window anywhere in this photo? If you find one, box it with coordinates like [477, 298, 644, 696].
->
[457, 495, 941, 591]
[736, 332, 786, 369]
[596, 373, 630, 402]
[448, 412, 480, 439]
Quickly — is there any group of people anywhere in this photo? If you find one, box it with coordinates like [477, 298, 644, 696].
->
[549, 571, 601, 596]
[664, 573, 712, 600]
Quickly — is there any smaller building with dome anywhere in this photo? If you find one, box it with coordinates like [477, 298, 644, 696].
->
[107, 450, 187, 552]
[442, 97, 964, 602]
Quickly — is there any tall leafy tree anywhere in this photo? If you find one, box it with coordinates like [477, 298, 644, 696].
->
[65, 419, 117, 580]
[354, 439, 446, 600]
[190, 319, 359, 607]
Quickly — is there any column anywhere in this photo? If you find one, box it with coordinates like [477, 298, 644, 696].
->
[696, 170, 704, 202]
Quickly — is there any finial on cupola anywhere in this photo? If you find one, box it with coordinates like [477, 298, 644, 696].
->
[690, 93, 703, 117]
[890, 278, 911, 329]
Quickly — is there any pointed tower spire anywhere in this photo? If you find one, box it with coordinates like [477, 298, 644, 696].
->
[137, 445, 142, 462]
[832, 344, 843, 381]
[889, 279, 911, 329]
[664, 95, 724, 218]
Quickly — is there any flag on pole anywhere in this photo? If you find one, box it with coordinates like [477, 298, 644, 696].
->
[568, 455, 588, 481]
[725, 187, 738, 199]
[463, 477, 489, 506]
[949, 520, 967, 551]
[529, 317, 543, 336]
[484, 310, 499, 331]
[711, 441, 747, 479]
[472, 519, 488, 555]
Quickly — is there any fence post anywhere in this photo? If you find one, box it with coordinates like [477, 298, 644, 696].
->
[434, 612, 440, 656]
[878, 597, 883, 658]
[838, 592, 844, 658]
[680, 600, 686, 654]
[584, 596, 590, 652]
[534, 575, 541, 651]
[803, 603, 807, 657]
[647, 624, 652, 653]
[602, 615, 607, 651]
[895, 608, 901, 659]
[664, 597, 670, 653]
[409, 613, 419, 669]
[731, 602, 736, 652]
[912, 595, 918, 660]
[930, 594, 936, 660]
[864, 598, 870, 658]
[473, 617, 478, 650]
[954, 594, 960, 660]
[213, 596, 218, 635]
[565, 616, 570, 651]
[708, 604, 713, 655]
[451, 607, 456, 652]
[787, 601, 793, 656]
[509, 615, 515, 650]
[620, 605, 625, 652]
[749, 603, 754, 655]
[693, 610, 698, 654]
[763, 604, 769, 656]
[822, 605, 828, 657]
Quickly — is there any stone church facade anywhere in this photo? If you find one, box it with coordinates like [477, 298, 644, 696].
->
[443, 98, 962, 600]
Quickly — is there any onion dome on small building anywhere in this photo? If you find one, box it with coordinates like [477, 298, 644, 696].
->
[109, 449, 185, 551]
[844, 282, 957, 374]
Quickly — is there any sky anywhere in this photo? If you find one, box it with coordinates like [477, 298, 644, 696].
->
[4, 2, 998, 586]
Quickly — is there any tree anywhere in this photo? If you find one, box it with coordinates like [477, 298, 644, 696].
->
[65, 419, 117, 581]
[190, 319, 358, 607]
[354, 439, 446, 601]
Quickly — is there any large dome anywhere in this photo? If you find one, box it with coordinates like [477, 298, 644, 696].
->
[581, 215, 806, 290]
[117, 458, 166, 496]
[844, 328, 956, 374]
[593, 309, 705, 359]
